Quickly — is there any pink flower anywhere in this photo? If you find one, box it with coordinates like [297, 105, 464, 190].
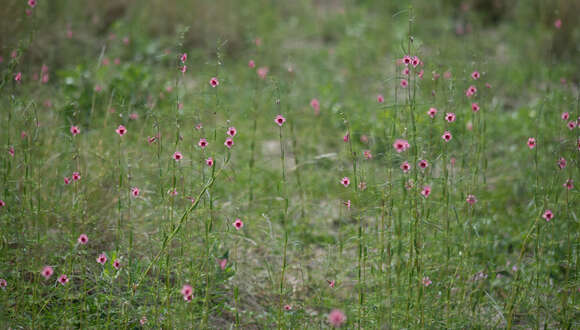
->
[400, 79, 408, 88]
[422, 276, 432, 287]
[405, 179, 414, 191]
[466, 194, 477, 205]
[129, 113, 138, 120]
[421, 185, 431, 198]
[561, 112, 570, 121]
[58, 274, 69, 285]
[284, 304, 292, 311]
[70, 125, 80, 136]
[180, 53, 187, 63]
[327, 309, 346, 327]
[97, 253, 107, 265]
[340, 177, 350, 187]
[72, 172, 81, 181]
[485, 82, 491, 88]
[257, 67, 269, 79]
[113, 259, 121, 270]
[198, 138, 208, 148]
[527, 137, 536, 149]
[427, 107, 438, 118]
[445, 113, 456, 123]
[218, 258, 227, 270]
[411, 56, 420, 68]
[180, 65, 187, 74]
[443, 71, 452, 79]
[327, 280, 335, 288]
[224, 138, 234, 149]
[567, 121, 576, 130]
[0, 278, 6, 289]
[0, 200, 4, 208]
[206, 157, 214, 167]
[248, 60, 255, 68]
[363, 150, 372, 160]
[8, 147, 14, 157]
[28, 0, 37, 8]
[116, 125, 127, 136]
[78, 234, 88, 245]
[173, 151, 183, 161]
[209, 77, 219, 87]
[275, 115, 286, 127]
[227, 127, 237, 137]
[181, 284, 193, 297]
[558, 157, 566, 169]
[564, 179, 573, 190]
[343, 134, 349, 142]
[542, 210, 553, 222]
[169, 189, 178, 196]
[441, 131, 452, 142]
[403, 67, 410, 76]
[471, 71, 480, 80]
[554, 19, 562, 29]
[466, 85, 477, 97]
[393, 139, 410, 153]
[233, 218, 244, 230]
[94, 85, 103, 93]
[14, 72, 22, 83]
[418, 160, 428, 169]
[377, 94, 384, 103]
[360, 135, 369, 144]
[471, 103, 480, 112]
[417, 69, 424, 79]
[310, 98, 320, 114]
[42, 266, 54, 279]
[64, 177, 71, 185]
[131, 187, 140, 197]
[400, 161, 411, 173]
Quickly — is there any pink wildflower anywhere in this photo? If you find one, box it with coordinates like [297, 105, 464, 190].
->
[41, 266, 54, 279]
[275, 115, 286, 127]
[257, 67, 269, 79]
[363, 150, 372, 160]
[340, 177, 350, 187]
[445, 113, 456, 123]
[116, 125, 127, 136]
[427, 107, 438, 118]
[64, 177, 71, 185]
[248, 60, 255, 68]
[131, 187, 140, 197]
[558, 157, 566, 169]
[441, 131, 452, 142]
[113, 259, 121, 270]
[227, 127, 237, 137]
[70, 126, 80, 136]
[327, 309, 346, 327]
[0, 279, 6, 289]
[393, 139, 410, 153]
[471, 103, 480, 112]
[542, 210, 553, 222]
[78, 234, 88, 245]
[72, 172, 81, 181]
[173, 151, 183, 161]
[310, 98, 320, 114]
[97, 253, 107, 265]
[466, 194, 477, 205]
[422, 276, 432, 287]
[58, 274, 69, 285]
[209, 77, 219, 87]
[218, 258, 227, 270]
[421, 185, 431, 198]
[400, 79, 408, 88]
[224, 138, 234, 149]
[377, 94, 384, 103]
[471, 71, 480, 80]
[418, 160, 428, 169]
[564, 179, 573, 190]
[400, 161, 411, 173]
[198, 138, 208, 148]
[233, 218, 244, 230]
[206, 157, 214, 167]
[554, 19, 562, 29]
[561, 112, 569, 121]
[527, 137, 536, 149]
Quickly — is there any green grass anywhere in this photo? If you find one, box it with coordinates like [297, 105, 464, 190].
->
[0, 0, 579, 328]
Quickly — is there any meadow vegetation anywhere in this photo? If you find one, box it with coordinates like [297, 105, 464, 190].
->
[0, 0, 579, 328]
